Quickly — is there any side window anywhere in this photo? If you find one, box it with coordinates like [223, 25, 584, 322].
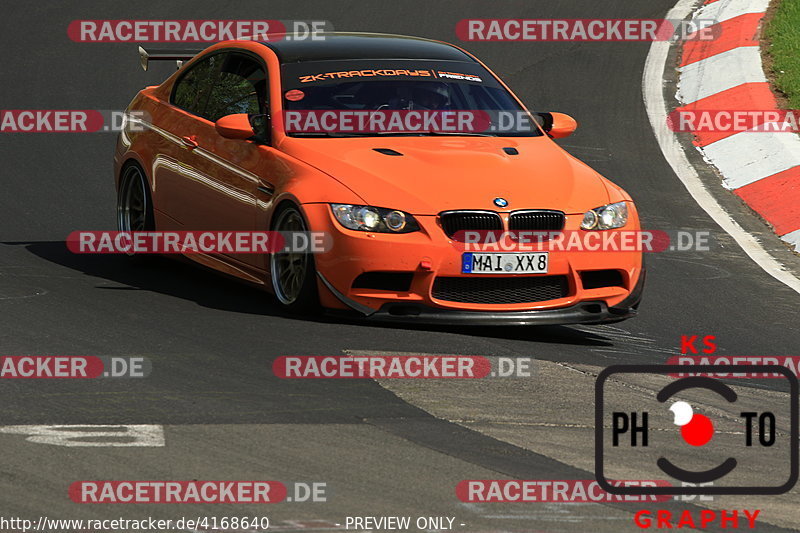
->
[204, 53, 268, 125]
[171, 54, 223, 116]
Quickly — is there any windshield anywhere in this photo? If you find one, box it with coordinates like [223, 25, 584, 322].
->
[280, 59, 541, 137]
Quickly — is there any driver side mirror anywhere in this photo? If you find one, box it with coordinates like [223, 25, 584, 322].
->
[536, 112, 578, 139]
[215, 113, 256, 140]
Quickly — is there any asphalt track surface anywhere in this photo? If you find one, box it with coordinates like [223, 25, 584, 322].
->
[1, 0, 800, 531]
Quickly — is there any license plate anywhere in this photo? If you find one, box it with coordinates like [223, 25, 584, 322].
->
[461, 252, 549, 274]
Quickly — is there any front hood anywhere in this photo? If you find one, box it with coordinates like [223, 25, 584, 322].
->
[279, 136, 610, 215]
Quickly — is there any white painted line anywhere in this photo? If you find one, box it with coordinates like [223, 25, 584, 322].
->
[701, 131, 800, 189]
[643, 0, 800, 295]
[677, 47, 766, 104]
[694, 0, 770, 25]
[781, 229, 800, 252]
[0, 424, 165, 447]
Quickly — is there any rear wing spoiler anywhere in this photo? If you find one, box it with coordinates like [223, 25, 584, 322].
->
[138, 46, 202, 71]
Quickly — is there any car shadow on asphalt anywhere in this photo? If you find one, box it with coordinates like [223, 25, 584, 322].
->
[12, 240, 614, 347]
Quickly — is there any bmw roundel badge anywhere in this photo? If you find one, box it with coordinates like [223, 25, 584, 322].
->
[493, 197, 509, 208]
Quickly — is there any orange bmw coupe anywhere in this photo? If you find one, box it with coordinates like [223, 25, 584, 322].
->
[114, 32, 644, 325]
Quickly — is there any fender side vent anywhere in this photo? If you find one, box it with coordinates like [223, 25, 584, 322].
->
[373, 148, 403, 156]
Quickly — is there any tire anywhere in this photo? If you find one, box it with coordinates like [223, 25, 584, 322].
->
[116, 163, 155, 259]
[269, 204, 320, 313]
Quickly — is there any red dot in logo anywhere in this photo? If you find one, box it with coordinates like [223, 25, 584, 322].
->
[681, 414, 714, 446]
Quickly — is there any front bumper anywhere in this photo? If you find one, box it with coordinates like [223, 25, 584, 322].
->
[304, 202, 645, 323]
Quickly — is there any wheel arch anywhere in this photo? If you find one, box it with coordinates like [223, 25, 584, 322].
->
[268, 195, 313, 230]
[117, 151, 149, 183]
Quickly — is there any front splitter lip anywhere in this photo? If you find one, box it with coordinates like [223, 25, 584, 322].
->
[339, 300, 636, 326]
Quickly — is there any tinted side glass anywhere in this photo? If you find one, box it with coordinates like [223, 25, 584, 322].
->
[171, 54, 223, 116]
[204, 53, 267, 123]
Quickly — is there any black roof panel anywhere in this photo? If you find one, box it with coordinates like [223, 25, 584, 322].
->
[262, 32, 474, 63]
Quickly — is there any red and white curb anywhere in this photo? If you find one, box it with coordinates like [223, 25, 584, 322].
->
[676, 0, 800, 251]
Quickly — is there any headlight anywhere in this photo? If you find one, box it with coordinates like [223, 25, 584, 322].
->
[580, 202, 628, 230]
[331, 204, 420, 233]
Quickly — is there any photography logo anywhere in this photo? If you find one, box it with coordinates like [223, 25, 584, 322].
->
[595, 365, 798, 495]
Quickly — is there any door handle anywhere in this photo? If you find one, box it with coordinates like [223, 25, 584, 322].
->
[181, 135, 199, 149]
